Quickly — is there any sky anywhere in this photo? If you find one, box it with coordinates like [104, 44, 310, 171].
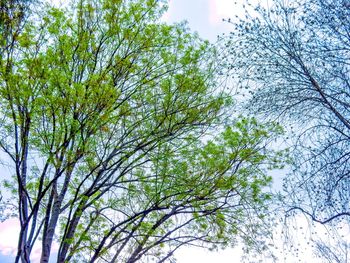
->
[162, 0, 238, 41]
[0, 0, 347, 262]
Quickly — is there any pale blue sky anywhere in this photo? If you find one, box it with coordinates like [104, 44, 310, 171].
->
[163, 0, 237, 42]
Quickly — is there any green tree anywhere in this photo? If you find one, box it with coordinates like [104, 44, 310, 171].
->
[0, 0, 284, 262]
[0, 0, 34, 57]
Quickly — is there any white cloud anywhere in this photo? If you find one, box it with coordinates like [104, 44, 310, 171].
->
[0, 218, 20, 257]
[208, 0, 242, 25]
[0, 218, 59, 262]
[176, 246, 243, 263]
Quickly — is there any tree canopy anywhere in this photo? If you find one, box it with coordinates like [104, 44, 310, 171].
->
[0, 0, 284, 262]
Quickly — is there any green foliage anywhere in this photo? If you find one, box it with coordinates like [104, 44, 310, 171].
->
[0, 0, 286, 262]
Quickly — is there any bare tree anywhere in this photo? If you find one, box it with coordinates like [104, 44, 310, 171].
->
[314, 238, 349, 263]
[226, 0, 350, 226]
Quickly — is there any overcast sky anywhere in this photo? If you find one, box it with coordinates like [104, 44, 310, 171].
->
[162, 0, 238, 41]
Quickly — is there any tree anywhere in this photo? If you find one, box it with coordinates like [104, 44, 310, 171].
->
[226, 0, 350, 226]
[0, 0, 284, 262]
[314, 234, 350, 263]
[0, 0, 34, 57]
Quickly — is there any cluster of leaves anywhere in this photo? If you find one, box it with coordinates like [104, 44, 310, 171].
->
[59, 118, 284, 262]
[0, 0, 286, 262]
[0, 0, 34, 57]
